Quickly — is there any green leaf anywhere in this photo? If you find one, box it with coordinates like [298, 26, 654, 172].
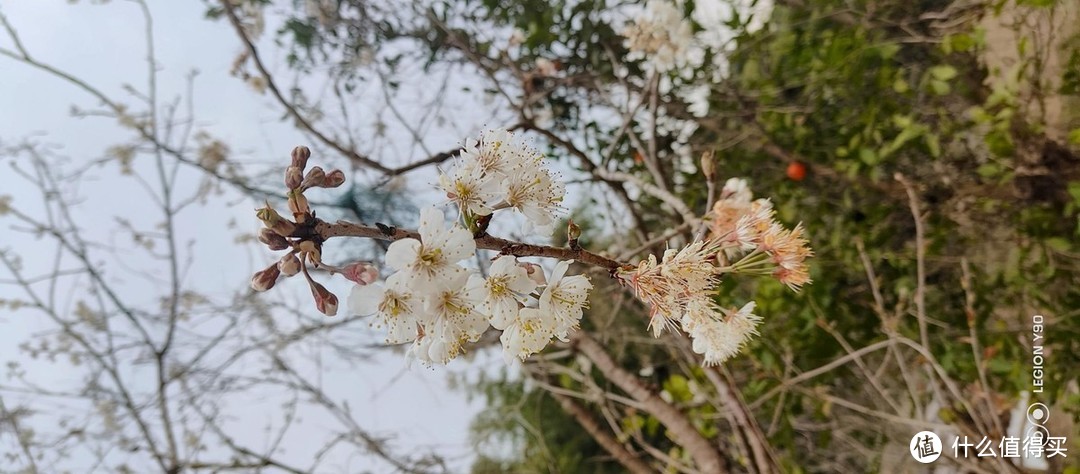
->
[858, 147, 878, 165]
[925, 133, 941, 158]
[930, 79, 951, 95]
[929, 65, 958, 81]
[1068, 128, 1080, 145]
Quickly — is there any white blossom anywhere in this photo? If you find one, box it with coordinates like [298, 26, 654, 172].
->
[348, 272, 420, 344]
[385, 207, 474, 292]
[685, 301, 760, 365]
[438, 160, 500, 217]
[468, 256, 537, 329]
[500, 308, 557, 364]
[415, 271, 489, 365]
[622, 0, 694, 73]
[539, 260, 592, 341]
[500, 160, 564, 233]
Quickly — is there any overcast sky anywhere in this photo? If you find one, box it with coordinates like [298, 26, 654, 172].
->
[0, 1, 497, 471]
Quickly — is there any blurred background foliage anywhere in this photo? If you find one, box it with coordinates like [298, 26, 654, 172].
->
[261, 0, 1080, 470]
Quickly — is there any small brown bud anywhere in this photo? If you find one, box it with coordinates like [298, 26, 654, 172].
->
[300, 166, 326, 190]
[567, 219, 582, 249]
[285, 165, 304, 190]
[291, 146, 310, 170]
[700, 150, 715, 180]
[250, 263, 281, 292]
[259, 228, 290, 251]
[256, 202, 297, 236]
[322, 169, 346, 188]
[278, 253, 302, 276]
[342, 262, 379, 285]
[287, 190, 310, 217]
[309, 280, 338, 316]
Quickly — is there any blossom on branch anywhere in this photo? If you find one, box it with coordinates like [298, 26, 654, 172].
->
[622, 0, 694, 73]
[385, 207, 475, 291]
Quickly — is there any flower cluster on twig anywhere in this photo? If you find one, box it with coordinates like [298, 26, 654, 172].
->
[252, 134, 811, 367]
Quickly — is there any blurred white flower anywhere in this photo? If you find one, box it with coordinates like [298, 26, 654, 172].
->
[622, 0, 694, 73]
[685, 301, 760, 365]
[385, 207, 474, 292]
[539, 260, 592, 341]
[348, 272, 420, 344]
[416, 272, 489, 364]
[469, 256, 537, 329]
[500, 307, 557, 364]
[500, 160, 565, 233]
[438, 160, 500, 217]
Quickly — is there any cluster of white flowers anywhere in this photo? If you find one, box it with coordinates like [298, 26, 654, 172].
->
[347, 128, 591, 365]
[348, 208, 592, 365]
[621, 0, 694, 73]
[438, 128, 565, 234]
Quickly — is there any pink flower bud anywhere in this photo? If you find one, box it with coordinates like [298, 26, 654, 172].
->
[259, 228, 290, 251]
[250, 263, 281, 292]
[278, 253, 302, 276]
[322, 169, 346, 188]
[291, 146, 310, 170]
[285, 165, 304, 190]
[300, 166, 326, 190]
[309, 280, 338, 316]
[518, 262, 547, 286]
[342, 262, 379, 285]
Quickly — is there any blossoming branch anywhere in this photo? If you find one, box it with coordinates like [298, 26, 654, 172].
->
[250, 129, 811, 367]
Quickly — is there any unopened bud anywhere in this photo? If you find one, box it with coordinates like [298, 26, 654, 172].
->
[309, 280, 338, 316]
[518, 262, 547, 286]
[278, 253, 302, 276]
[256, 202, 297, 236]
[700, 150, 715, 180]
[285, 166, 303, 190]
[300, 166, 326, 190]
[291, 146, 310, 170]
[567, 220, 582, 241]
[343, 262, 379, 285]
[287, 190, 310, 217]
[259, 228, 290, 251]
[322, 169, 346, 188]
[250, 263, 281, 292]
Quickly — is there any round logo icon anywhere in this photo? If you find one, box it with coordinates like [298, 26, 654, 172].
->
[910, 431, 943, 463]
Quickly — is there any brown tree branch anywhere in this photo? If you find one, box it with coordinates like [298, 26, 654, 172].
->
[309, 219, 627, 270]
[570, 332, 727, 474]
[549, 390, 654, 474]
